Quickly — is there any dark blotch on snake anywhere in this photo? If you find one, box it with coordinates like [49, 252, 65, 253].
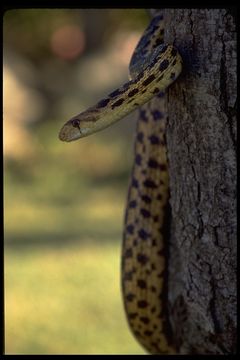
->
[140, 316, 150, 324]
[172, 59, 177, 66]
[126, 224, 134, 234]
[129, 200, 137, 208]
[140, 109, 148, 122]
[143, 178, 158, 188]
[148, 158, 159, 168]
[125, 248, 133, 258]
[109, 89, 124, 98]
[141, 194, 151, 204]
[126, 293, 135, 301]
[152, 87, 160, 94]
[152, 110, 163, 120]
[159, 59, 169, 71]
[97, 98, 110, 108]
[170, 72, 176, 80]
[137, 253, 149, 265]
[137, 300, 148, 308]
[132, 177, 139, 188]
[138, 228, 149, 240]
[128, 312, 138, 319]
[149, 135, 160, 145]
[111, 98, 124, 109]
[140, 208, 151, 218]
[134, 330, 142, 337]
[128, 88, 139, 97]
[159, 163, 167, 171]
[142, 74, 156, 87]
[137, 279, 147, 289]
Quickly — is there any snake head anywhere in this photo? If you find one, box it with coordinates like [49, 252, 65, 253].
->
[59, 111, 98, 142]
[58, 117, 82, 142]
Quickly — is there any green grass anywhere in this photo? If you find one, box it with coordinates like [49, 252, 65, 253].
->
[5, 243, 146, 354]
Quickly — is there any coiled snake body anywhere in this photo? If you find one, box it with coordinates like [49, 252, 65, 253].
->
[59, 11, 182, 354]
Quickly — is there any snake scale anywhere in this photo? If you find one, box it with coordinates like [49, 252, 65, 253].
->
[59, 10, 182, 354]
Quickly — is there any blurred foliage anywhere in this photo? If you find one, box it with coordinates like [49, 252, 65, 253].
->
[4, 10, 78, 61]
[4, 8, 149, 354]
[4, 9, 148, 62]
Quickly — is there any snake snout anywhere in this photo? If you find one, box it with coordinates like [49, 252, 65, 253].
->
[59, 115, 85, 141]
[58, 126, 69, 142]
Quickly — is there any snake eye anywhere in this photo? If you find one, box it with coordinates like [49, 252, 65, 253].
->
[72, 119, 80, 129]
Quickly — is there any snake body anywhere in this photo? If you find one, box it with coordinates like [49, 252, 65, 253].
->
[59, 11, 182, 354]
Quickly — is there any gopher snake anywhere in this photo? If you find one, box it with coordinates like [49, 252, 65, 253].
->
[59, 10, 182, 354]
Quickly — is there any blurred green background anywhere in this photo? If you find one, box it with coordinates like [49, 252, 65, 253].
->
[4, 9, 149, 354]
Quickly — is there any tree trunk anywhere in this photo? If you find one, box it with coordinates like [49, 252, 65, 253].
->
[162, 9, 236, 354]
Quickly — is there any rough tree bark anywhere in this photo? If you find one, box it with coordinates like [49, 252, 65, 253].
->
[160, 9, 236, 354]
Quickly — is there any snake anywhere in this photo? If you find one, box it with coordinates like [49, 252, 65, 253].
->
[59, 10, 182, 354]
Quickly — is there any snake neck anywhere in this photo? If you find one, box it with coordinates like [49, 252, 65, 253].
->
[59, 45, 182, 142]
